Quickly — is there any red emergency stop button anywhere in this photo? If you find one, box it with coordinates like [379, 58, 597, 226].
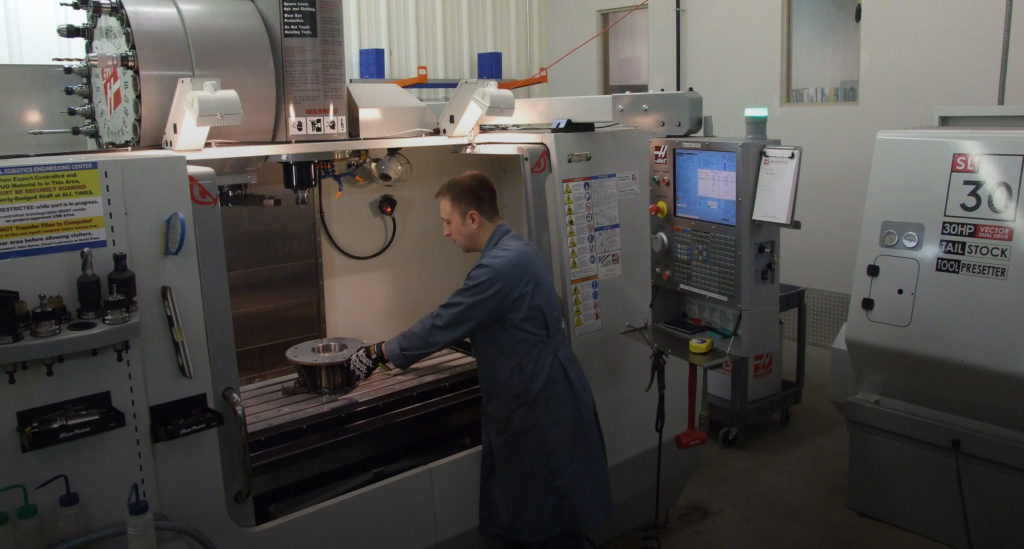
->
[648, 201, 668, 217]
[661, 270, 671, 280]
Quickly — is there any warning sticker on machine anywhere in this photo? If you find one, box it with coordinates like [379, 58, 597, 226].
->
[282, 0, 318, 38]
[571, 277, 601, 336]
[0, 162, 106, 259]
[616, 171, 640, 199]
[563, 172, 633, 336]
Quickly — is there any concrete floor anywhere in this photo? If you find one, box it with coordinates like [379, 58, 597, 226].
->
[603, 343, 949, 549]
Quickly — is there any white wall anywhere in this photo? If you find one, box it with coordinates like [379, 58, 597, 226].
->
[538, 0, 677, 96]
[1, 0, 86, 63]
[789, 0, 859, 91]
[607, 8, 649, 87]
[541, 0, 1024, 294]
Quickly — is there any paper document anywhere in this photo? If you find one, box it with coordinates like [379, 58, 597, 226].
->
[753, 147, 801, 224]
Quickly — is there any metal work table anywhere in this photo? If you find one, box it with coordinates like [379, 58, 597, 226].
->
[241, 348, 477, 437]
[238, 348, 482, 521]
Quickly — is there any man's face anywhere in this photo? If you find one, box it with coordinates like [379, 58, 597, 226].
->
[440, 198, 476, 252]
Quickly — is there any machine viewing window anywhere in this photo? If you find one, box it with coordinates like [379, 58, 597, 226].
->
[673, 149, 737, 226]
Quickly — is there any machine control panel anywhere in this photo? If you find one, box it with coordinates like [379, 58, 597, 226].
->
[649, 137, 781, 306]
[647, 136, 786, 403]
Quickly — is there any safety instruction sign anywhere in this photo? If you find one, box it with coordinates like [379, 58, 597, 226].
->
[616, 172, 640, 199]
[570, 277, 601, 336]
[934, 153, 1021, 281]
[0, 162, 107, 260]
[563, 172, 630, 336]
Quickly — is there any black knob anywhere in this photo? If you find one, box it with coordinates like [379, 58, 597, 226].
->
[378, 194, 398, 216]
[108, 252, 137, 311]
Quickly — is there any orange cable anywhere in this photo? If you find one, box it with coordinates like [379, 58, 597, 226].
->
[528, 0, 649, 79]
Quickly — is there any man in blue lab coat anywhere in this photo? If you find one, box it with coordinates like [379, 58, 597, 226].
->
[343, 170, 612, 548]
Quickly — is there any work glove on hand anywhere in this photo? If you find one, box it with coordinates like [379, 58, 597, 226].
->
[346, 341, 388, 381]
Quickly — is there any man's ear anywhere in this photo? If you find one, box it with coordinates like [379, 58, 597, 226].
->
[466, 210, 481, 228]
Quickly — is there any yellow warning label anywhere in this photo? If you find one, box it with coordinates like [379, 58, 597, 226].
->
[569, 237, 577, 247]
[575, 306, 582, 315]
[568, 227, 576, 237]
[0, 216, 105, 239]
[565, 196, 574, 205]
[571, 259, 578, 269]
[0, 168, 101, 206]
[570, 249, 578, 259]
[575, 316, 583, 327]
[573, 286, 580, 295]
[574, 296, 581, 306]
[566, 206, 575, 215]
[564, 184, 572, 193]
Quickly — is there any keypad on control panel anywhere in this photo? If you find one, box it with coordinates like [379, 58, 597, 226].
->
[671, 229, 736, 297]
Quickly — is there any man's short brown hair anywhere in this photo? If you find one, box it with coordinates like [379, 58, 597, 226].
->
[435, 171, 501, 222]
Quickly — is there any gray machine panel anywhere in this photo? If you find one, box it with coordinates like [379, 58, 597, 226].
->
[843, 128, 1024, 548]
[846, 129, 1024, 430]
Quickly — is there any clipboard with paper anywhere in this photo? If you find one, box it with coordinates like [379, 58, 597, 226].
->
[752, 146, 802, 226]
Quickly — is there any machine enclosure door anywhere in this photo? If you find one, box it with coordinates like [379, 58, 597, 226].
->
[865, 255, 919, 327]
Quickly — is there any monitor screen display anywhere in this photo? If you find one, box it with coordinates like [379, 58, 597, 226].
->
[673, 149, 737, 226]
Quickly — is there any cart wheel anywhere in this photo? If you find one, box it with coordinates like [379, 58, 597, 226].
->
[780, 408, 793, 425]
[718, 427, 739, 447]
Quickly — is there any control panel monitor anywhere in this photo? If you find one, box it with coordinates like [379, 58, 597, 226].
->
[673, 149, 737, 226]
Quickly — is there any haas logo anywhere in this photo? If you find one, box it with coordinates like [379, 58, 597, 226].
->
[531, 150, 550, 174]
[653, 145, 669, 164]
[102, 67, 122, 114]
[189, 176, 219, 206]
[753, 353, 774, 378]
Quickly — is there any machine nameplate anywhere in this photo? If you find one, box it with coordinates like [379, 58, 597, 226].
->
[935, 153, 1019, 280]
[944, 153, 1022, 222]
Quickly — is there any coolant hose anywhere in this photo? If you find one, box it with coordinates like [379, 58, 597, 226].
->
[52, 520, 217, 549]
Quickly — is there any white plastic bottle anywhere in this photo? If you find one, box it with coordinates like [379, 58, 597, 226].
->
[0, 511, 15, 549]
[0, 484, 44, 549]
[36, 474, 89, 543]
[126, 483, 156, 549]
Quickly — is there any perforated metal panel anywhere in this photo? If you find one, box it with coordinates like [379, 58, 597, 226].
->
[781, 287, 850, 346]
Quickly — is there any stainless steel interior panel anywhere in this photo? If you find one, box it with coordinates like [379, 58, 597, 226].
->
[231, 299, 321, 350]
[218, 163, 324, 385]
[236, 338, 309, 382]
[220, 213, 320, 273]
[227, 262, 319, 311]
